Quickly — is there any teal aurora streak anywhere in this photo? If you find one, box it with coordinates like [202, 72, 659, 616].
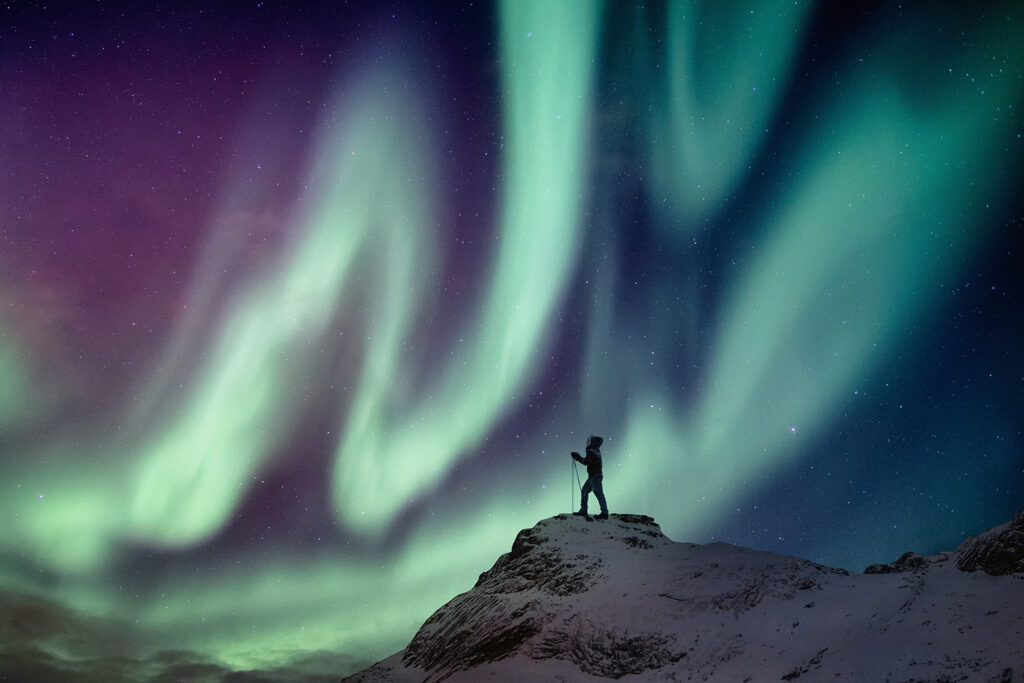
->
[2, 0, 1022, 676]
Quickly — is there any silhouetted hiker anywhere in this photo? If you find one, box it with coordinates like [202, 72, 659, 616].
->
[572, 435, 608, 520]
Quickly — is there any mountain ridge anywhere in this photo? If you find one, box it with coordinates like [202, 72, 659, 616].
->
[346, 511, 1024, 681]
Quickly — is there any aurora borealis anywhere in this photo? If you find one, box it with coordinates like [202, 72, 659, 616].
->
[2, 1, 1022, 679]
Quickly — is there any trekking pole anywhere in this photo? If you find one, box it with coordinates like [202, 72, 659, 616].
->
[571, 458, 583, 512]
[569, 456, 577, 509]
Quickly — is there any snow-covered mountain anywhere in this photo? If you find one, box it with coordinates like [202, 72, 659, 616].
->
[345, 510, 1024, 682]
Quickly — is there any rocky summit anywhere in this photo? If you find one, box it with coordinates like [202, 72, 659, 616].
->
[347, 512, 1024, 682]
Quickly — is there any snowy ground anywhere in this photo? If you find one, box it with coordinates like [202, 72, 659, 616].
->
[346, 513, 1024, 682]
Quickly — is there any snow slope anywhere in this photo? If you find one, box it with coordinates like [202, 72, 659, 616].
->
[346, 512, 1024, 681]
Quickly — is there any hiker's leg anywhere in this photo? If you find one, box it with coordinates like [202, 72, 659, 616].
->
[579, 477, 593, 512]
[592, 475, 608, 515]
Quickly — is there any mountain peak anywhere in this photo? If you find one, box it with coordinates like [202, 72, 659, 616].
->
[474, 513, 670, 597]
[347, 511, 1024, 682]
[401, 514, 682, 677]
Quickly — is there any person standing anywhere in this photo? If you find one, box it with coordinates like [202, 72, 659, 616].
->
[571, 435, 608, 519]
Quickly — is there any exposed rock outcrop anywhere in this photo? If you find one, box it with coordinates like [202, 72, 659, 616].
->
[864, 550, 941, 574]
[955, 508, 1024, 575]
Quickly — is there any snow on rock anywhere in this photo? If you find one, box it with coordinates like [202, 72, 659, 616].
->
[955, 508, 1024, 576]
[345, 512, 1024, 682]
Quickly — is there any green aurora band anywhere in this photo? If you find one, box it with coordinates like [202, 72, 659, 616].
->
[650, 1, 811, 226]
[2, 0, 1022, 674]
[330, 0, 602, 534]
[620, 5, 1024, 531]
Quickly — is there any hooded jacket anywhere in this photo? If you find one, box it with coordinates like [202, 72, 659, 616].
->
[572, 436, 603, 477]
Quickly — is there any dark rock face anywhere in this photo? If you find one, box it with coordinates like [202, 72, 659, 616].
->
[955, 508, 1024, 575]
[482, 521, 608, 596]
[864, 551, 932, 574]
[526, 615, 685, 678]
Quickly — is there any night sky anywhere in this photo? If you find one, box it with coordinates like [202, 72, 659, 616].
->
[2, 1, 1022, 680]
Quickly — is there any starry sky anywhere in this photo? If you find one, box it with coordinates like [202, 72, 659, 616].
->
[1, 0, 1022, 680]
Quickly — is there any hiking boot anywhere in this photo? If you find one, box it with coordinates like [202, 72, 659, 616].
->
[572, 510, 588, 516]
[596, 513, 609, 520]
